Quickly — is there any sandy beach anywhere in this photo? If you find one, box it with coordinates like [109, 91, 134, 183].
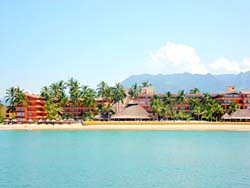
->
[1, 121, 250, 131]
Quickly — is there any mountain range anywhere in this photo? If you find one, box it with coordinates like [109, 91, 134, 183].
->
[121, 71, 250, 93]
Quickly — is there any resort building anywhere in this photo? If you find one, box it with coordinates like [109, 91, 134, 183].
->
[241, 91, 250, 110]
[9, 86, 250, 121]
[16, 93, 46, 121]
[136, 86, 250, 114]
[212, 86, 243, 110]
[15, 93, 105, 121]
[135, 93, 203, 114]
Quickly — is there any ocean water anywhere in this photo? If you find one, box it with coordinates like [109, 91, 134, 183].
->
[0, 131, 250, 188]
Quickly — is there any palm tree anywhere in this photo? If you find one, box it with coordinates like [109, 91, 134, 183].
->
[150, 95, 163, 120]
[104, 86, 114, 103]
[188, 97, 198, 110]
[97, 81, 109, 107]
[67, 78, 81, 107]
[193, 105, 203, 120]
[5, 87, 26, 113]
[202, 107, 214, 121]
[163, 91, 174, 106]
[201, 93, 211, 105]
[176, 90, 187, 113]
[200, 98, 223, 121]
[176, 111, 188, 120]
[189, 88, 200, 94]
[82, 88, 96, 108]
[44, 99, 63, 120]
[176, 90, 187, 104]
[40, 86, 52, 100]
[128, 83, 142, 99]
[50, 80, 66, 103]
[227, 102, 240, 115]
[141, 80, 152, 88]
[5, 87, 15, 112]
[66, 78, 82, 119]
[15, 88, 26, 106]
[79, 86, 97, 119]
[112, 83, 126, 113]
[100, 103, 113, 121]
[97, 81, 108, 98]
[160, 104, 172, 120]
[163, 91, 174, 117]
[212, 102, 224, 121]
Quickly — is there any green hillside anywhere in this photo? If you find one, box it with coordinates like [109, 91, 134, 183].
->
[122, 72, 250, 93]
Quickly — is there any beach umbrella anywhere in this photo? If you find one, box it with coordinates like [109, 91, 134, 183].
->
[12, 119, 17, 124]
[18, 119, 23, 124]
[65, 118, 68, 124]
[51, 119, 56, 124]
[38, 119, 43, 124]
[4, 119, 10, 125]
[28, 119, 33, 124]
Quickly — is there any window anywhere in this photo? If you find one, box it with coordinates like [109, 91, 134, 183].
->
[244, 100, 250, 103]
[16, 107, 24, 111]
[224, 94, 240, 98]
[224, 100, 231, 104]
[28, 112, 32, 116]
[137, 101, 149, 105]
[180, 106, 186, 110]
[16, 112, 24, 117]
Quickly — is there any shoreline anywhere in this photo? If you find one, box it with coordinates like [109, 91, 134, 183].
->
[1, 121, 250, 131]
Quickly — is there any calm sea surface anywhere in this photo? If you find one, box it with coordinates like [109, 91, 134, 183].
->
[0, 130, 250, 188]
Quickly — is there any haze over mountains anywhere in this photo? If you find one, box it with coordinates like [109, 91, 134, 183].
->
[122, 71, 250, 94]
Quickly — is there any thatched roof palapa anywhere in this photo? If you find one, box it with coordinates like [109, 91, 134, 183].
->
[229, 109, 250, 120]
[221, 113, 230, 120]
[111, 104, 151, 120]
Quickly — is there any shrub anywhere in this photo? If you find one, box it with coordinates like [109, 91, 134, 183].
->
[0, 116, 4, 123]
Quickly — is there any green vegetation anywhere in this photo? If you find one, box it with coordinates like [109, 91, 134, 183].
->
[4, 81, 242, 122]
[0, 116, 3, 123]
[5, 87, 26, 113]
[0, 100, 5, 123]
[227, 102, 240, 115]
[38, 78, 128, 120]
[141, 80, 152, 88]
[150, 88, 225, 121]
[44, 99, 63, 120]
[189, 88, 200, 94]
[128, 83, 142, 99]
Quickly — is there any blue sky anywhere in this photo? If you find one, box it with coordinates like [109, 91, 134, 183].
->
[0, 0, 250, 98]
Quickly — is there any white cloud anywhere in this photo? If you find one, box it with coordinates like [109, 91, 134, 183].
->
[208, 57, 250, 74]
[147, 42, 250, 75]
[208, 58, 240, 74]
[241, 58, 250, 72]
[148, 42, 207, 74]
